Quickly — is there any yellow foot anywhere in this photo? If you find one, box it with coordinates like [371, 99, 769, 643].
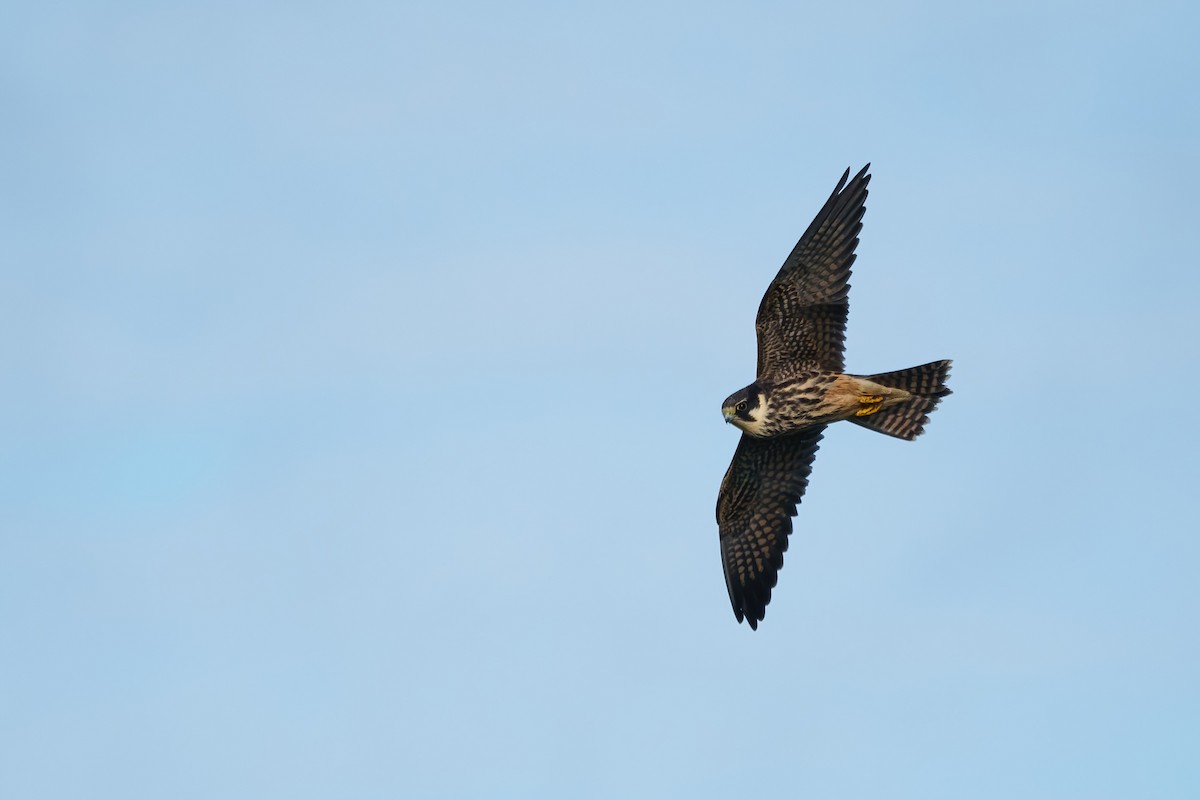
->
[855, 395, 884, 417]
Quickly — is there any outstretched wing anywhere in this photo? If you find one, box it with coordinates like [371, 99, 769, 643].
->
[716, 426, 826, 629]
[755, 165, 870, 380]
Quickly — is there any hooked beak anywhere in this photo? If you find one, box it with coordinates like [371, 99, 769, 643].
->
[723, 408, 735, 423]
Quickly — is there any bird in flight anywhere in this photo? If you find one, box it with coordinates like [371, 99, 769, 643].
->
[717, 165, 951, 629]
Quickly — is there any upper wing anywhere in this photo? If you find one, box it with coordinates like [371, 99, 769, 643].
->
[716, 425, 826, 629]
[755, 165, 871, 380]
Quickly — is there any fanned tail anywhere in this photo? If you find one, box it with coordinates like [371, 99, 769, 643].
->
[849, 360, 952, 440]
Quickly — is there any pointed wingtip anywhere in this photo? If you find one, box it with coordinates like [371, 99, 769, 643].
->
[836, 164, 871, 194]
[834, 166, 851, 192]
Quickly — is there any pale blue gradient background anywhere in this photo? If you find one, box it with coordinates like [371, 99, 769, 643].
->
[3, 2, 1199, 798]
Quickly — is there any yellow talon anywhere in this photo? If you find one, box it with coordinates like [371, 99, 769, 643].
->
[855, 395, 884, 417]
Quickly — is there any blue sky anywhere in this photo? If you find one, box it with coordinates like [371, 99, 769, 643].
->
[3, 2, 1199, 798]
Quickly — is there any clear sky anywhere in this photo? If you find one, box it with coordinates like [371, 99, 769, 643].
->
[3, 2, 1199, 798]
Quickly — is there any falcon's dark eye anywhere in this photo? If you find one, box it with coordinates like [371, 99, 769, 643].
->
[735, 401, 748, 413]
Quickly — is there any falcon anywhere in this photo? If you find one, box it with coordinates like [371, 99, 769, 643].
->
[717, 164, 951, 629]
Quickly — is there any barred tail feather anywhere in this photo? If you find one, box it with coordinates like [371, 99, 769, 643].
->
[850, 359, 952, 440]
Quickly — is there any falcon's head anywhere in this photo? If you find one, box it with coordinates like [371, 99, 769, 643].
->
[722, 384, 768, 435]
